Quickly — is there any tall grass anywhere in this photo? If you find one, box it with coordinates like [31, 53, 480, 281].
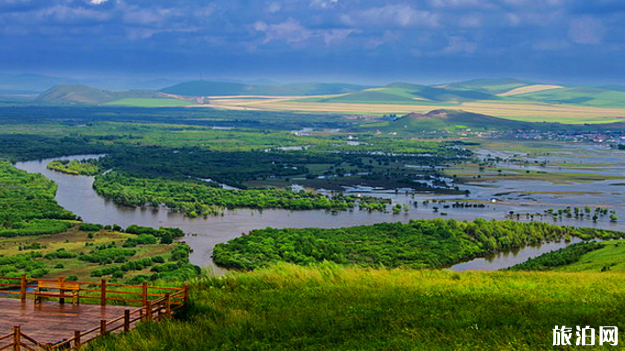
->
[85, 263, 625, 350]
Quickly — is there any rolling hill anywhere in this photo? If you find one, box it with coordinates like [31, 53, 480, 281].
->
[504, 86, 625, 108]
[378, 109, 625, 132]
[301, 83, 498, 104]
[381, 109, 537, 132]
[35, 85, 177, 105]
[443, 78, 530, 94]
[160, 80, 369, 97]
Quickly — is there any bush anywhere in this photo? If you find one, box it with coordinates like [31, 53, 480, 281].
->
[79, 223, 103, 232]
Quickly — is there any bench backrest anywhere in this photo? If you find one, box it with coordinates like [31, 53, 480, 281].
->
[38, 280, 81, 291]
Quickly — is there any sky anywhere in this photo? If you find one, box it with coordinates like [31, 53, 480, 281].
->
[1, 0, 625, 85]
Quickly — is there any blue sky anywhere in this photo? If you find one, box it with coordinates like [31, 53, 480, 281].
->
[1, 0, 625, 84]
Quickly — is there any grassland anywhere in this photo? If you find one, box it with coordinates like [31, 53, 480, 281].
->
[506, 239, 625, 273]
[86, 263, 625, 351]
[105, 98, 193, 107]
[497, 84, 563, 97]
[444, 163, 625, 184]
[0, 224, 185, 282]
[206, 98, 625, 124]
[552, 240, 625, 272]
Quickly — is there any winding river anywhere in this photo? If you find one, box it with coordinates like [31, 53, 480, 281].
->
[15, 155, 621, 273]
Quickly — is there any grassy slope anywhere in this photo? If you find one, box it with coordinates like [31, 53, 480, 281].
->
[302, 84, 497, 105]
[504, 86, 625, 108]
[88, 263, 625, 351]
[444, 78, 529, 94]
[35, 85, 168, 105]
[381, 110, 539, 132]
[555, 240, 625, 272]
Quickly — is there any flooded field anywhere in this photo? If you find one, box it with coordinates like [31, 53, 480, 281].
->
[15, 142, 624, 273]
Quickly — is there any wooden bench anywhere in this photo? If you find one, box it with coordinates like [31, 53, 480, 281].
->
[34, 278, 81, 305]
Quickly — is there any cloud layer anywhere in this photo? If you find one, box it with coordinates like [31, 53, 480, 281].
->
[0, 0, 624, 82]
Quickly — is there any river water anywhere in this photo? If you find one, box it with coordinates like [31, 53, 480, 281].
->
[15, 154, 622, 273]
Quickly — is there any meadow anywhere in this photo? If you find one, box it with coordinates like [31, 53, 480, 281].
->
[85, 263, 625, 351]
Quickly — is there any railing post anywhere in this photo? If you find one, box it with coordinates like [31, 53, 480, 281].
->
[58, 277, 65, 305]
[183, 284, 190, 304]
[19, 275, 26, 303]
[100, 279, 107, 306]
[13, 326, 20, 351]
[74, 331, 81, 349]
[165, 293, 171, 318]
[145, 300, 152, 322]
[142, 282, 148, 306]
[124, 310, 130, 332]
[100, 320, 107, 337]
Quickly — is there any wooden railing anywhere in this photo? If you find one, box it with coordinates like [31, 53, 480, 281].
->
[0, 275, 189, 350]
[0, 275, 189, 306]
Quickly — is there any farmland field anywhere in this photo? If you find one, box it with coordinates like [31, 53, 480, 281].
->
[205, 98, 625, 123]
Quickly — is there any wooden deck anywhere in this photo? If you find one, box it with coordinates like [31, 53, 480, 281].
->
[0, 298, 128, 344]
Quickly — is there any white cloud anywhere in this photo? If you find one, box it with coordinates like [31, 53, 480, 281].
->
[125, 26, 198, 41]
[36, 5, 110, 22]
[500, 0, 564, 7]
[123, 8, 177, 26]
[322, 29, 354, 45]
[267, 2, 281, 13]
[341, 5, 438, 28]
[459, 14, 482, 28]
[254, 18, 312, 44]
[89, 0, 108, 5]
[569, 17, 606, 45]
[430, 0, 491, 9]
[254, 18, 353, 47]
[533, 39, 569, 51]
[365, 30, 402, 49]
[196, 5, 217, 18]
[444, 36, 477, 53]
[0, 0, 30, 4]
[310, 0, 338, 10]
[505, 13, 521, 26]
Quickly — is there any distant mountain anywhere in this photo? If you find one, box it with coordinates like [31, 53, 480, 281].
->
[443, 78, 531, 94]
[160, 80, 370, 97]
[36, 85, 168, 105]
[505, 86, 625, 108]
[0, 74, 75, 94]
[303, 82, 498, 104]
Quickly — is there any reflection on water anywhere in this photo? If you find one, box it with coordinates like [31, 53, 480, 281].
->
[449, 238, 584, 271]
[15, 154, 624, 274]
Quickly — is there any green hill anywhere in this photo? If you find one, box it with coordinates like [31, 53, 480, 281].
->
[301, 83, 498, 105]
[382, 109, 540, 132]
[35, 85, 173, 105]
[510, 239, 625, 273]
[86, 263, 625, 351]
[445, 78, 530, 94]
[506, 86, 625, 108]
[160, 80, 369, 97]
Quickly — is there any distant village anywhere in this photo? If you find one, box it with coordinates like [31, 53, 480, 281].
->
[453, 128, 625, 147]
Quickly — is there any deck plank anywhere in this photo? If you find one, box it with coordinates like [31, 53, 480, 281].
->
[0, 298, 130, 344]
